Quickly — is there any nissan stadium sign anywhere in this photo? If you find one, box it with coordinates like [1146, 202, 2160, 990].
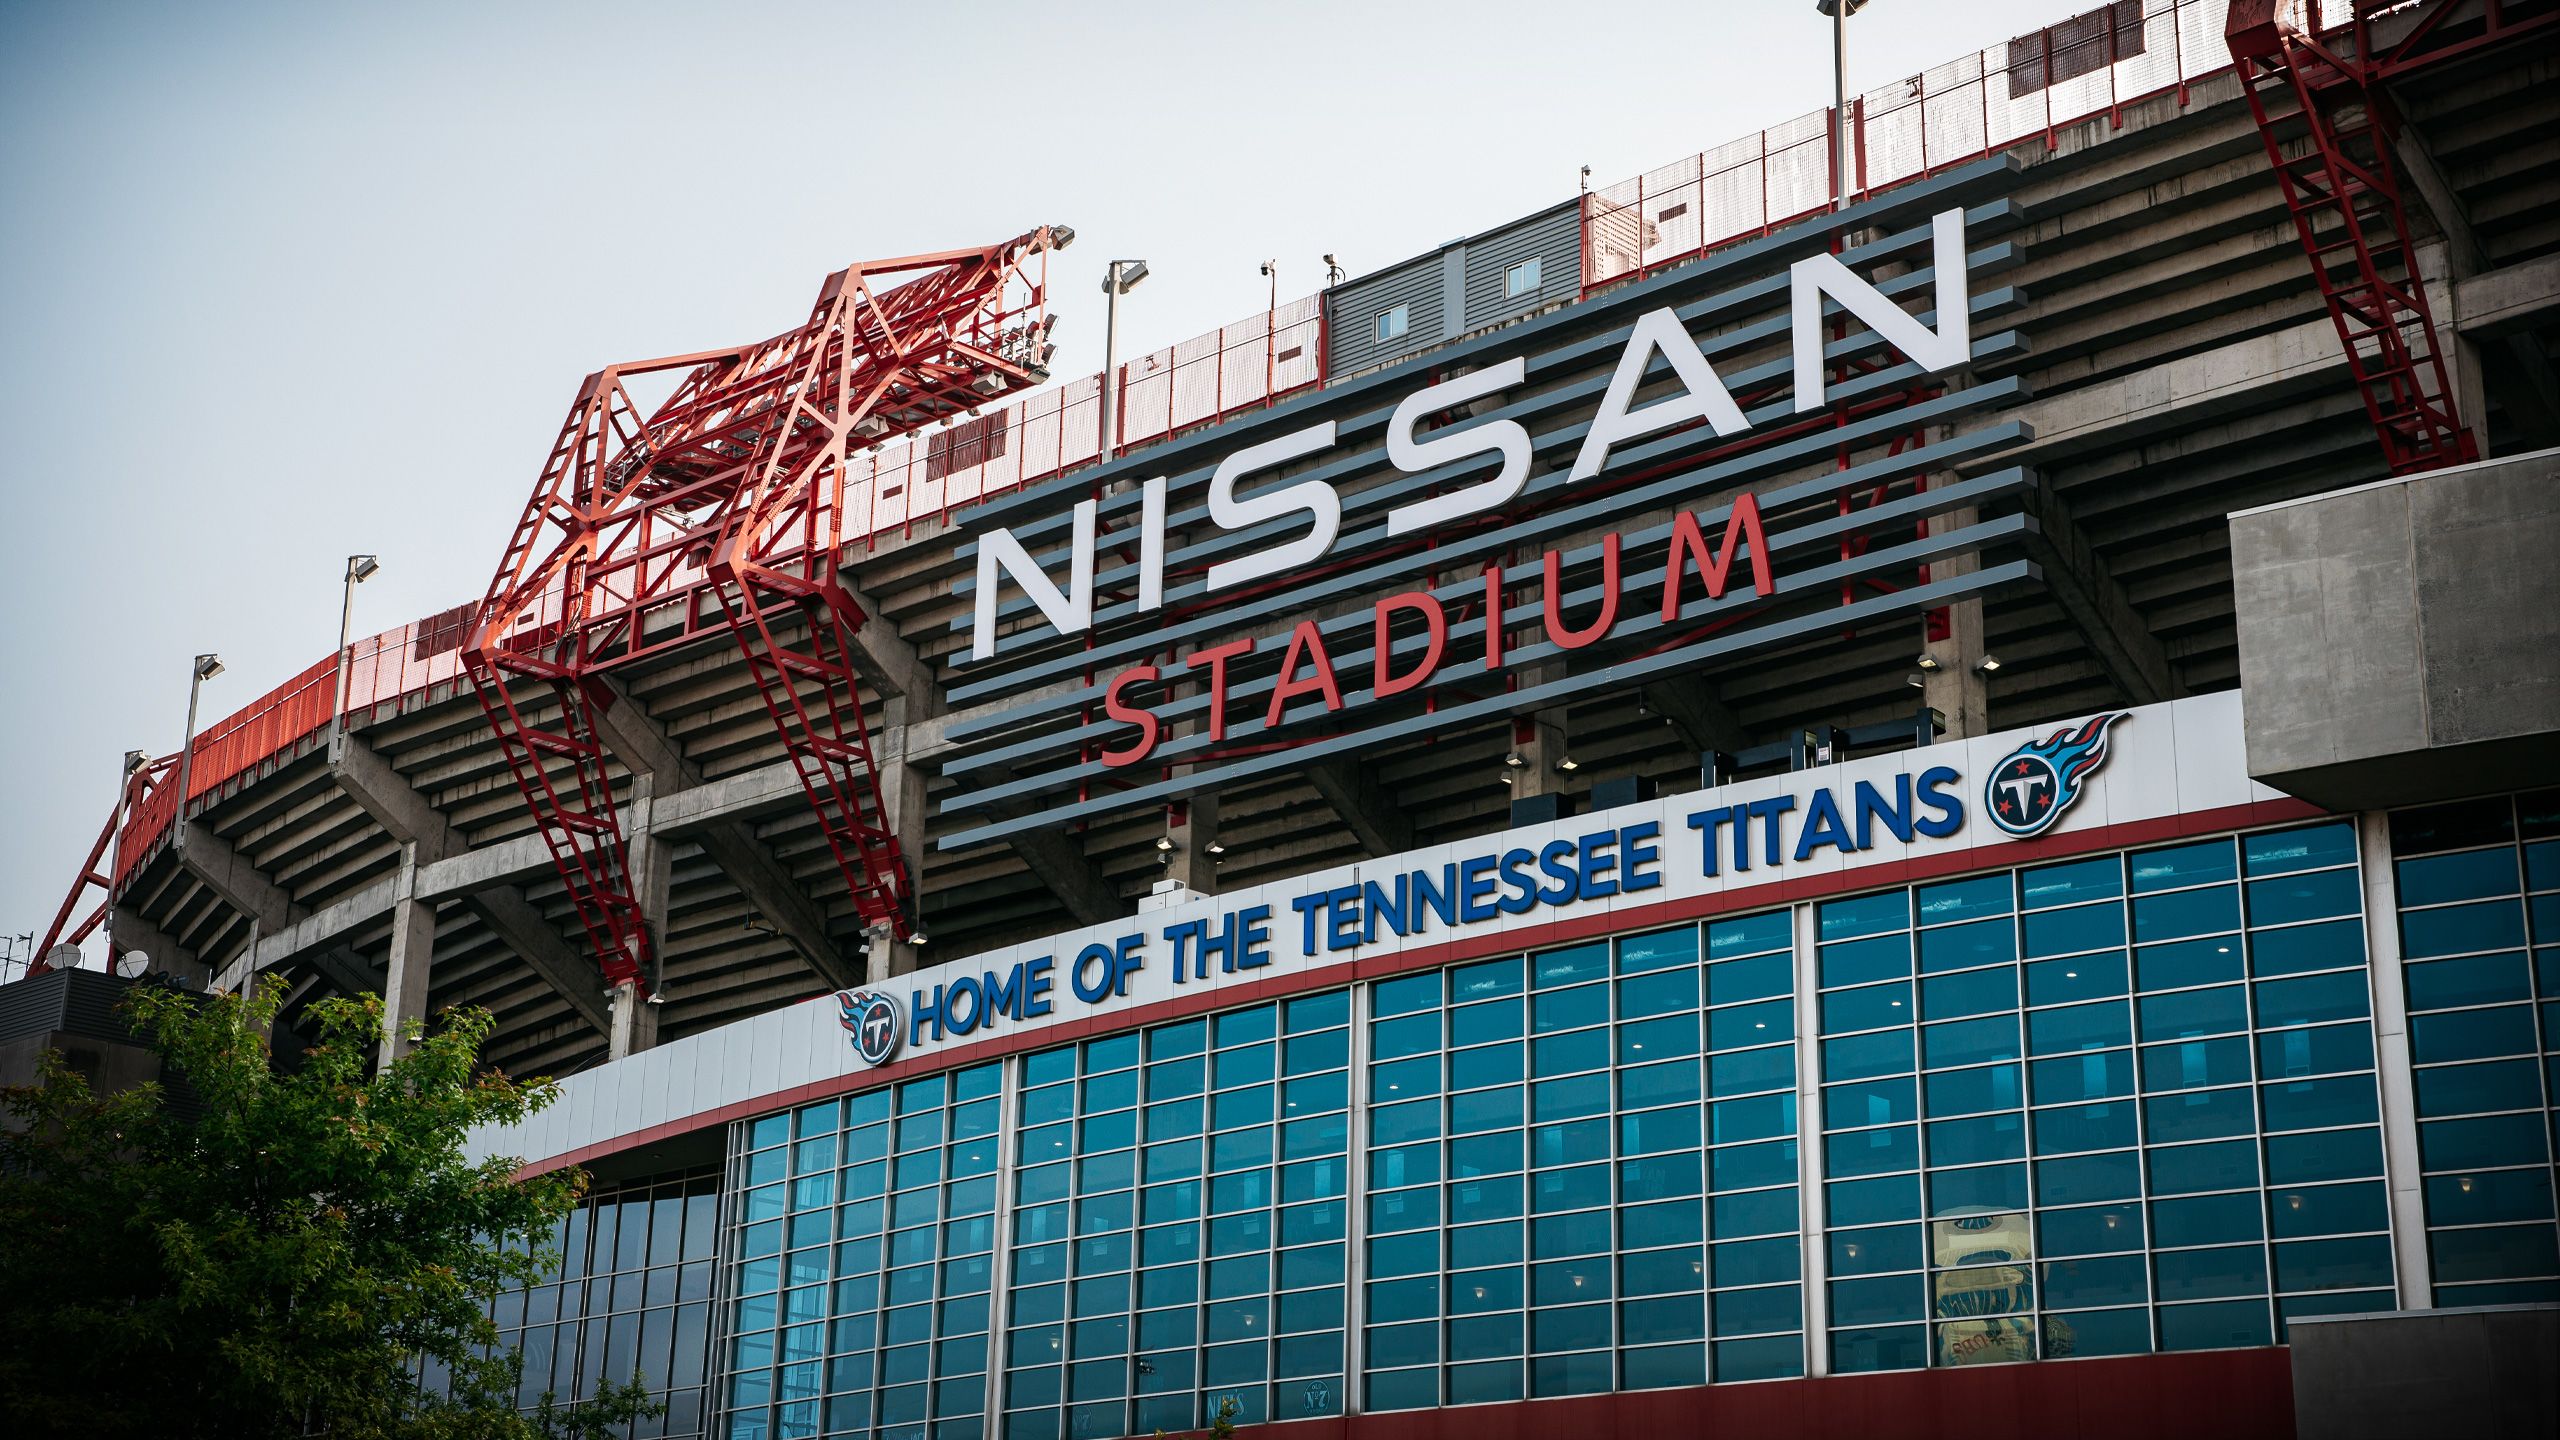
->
[832, 696, 2205, 1074]
[934, 164, 2035, 852]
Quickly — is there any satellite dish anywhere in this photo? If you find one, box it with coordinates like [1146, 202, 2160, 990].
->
[114, 950, 150, 979]
[44, 942, 85, 973]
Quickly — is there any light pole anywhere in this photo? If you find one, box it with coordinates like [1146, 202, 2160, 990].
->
[172, 653, 223, 850]
[100, 748, 147, 960]
[1097, 259, 1149, 461]
[1818, 0, 1872, 210]
[329, 554, 380, 760]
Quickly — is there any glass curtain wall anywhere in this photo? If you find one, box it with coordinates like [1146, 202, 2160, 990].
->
[2389, 789, 2560, 1303]
[1813, 821, 2389, 1371]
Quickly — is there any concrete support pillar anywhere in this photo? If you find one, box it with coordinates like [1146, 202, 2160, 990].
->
[626, 776, 674, 1007]
[1167, 791, 1221, 894]
[378, 864, 437, 1071]
[881, 696, 932, 979]
[1508, 708, 1571, 802]
[608, 979, 658, 1059]
[1921, 507, 1989, 738]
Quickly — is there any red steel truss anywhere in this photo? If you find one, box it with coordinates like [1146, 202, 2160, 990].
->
[465, 228, 1069, 990]
[2227, 0, 2554, 474]
[29, 756, 174, 974]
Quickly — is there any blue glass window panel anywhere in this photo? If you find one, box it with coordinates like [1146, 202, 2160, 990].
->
[2418, 1112, 2549, 1170]
[1531, 984, 1608, 1035]
[2157, 1298, 2272, 1352]
[1372, 1056, 1440, 1104]
[1145, 1101, 1204, 1146]
[1927, 1063, 2023, 1117]
[2021, 856, 2122, 910]
[2402, 900, 2527, 960]
[1829, 1275, 1926, 1327]
[2251, 920, 2367, 979]
[1711, 1286, 1803, 1337]
[2141, 1036, 2251, 1094]
[2266, 1127, 2385, 1185]
[1928, 1113, 2026, 1165]
[1082, 1070, 1140, 1114]
[2424, 1169, 2554, 1226]
[1709, 1142, 1797, 1193]
[1286, 989, 1351, 1033]
[1461, 1128, 1527, 1176]
[1820, 891, 1910, 941]
[1464, 953, 1515, 999]
[2134, 886, 2241, 944]
[1144, 1143, 1203, 1187]
[1826, 1126, 1918, 1179]
[1821, 1029, 1914, 1081]
[1621, 1198, 1705, 1250]
[1827, 1174, 1919, 1227]
[2027, 1002, 2130, 1057]
[1285, 1032, 1351, 1081]
[1919, 874, 2014, 924]
[1709, 1046, 1791, 1097]
[1618, 1246, 1705, 1296]
[1705, 953, 1791, 1007]
[2262, 1076, 2380, 1133]
[2431, 1225, 2560, 1284]
[2148, 1140, 2259, 1195]
[2151, 1191, 2262, 1248]
[1925, 1016, 2022, 1069]
[2272, 1235, 2393, 1294]
[2040, 1307, 2150, 1358]
[2154, 1246, 2268, 1302]
[2027, 952, 2130, 1007]
[1450, 1041, 1525, 1093]
[1364, 1321, 1437, 1371]
[1279, 1199, 1347, 1246]
[1928, 1164, 2026, 1217]
[1370, 1012, 1440, 1062]
[2144, 1087, 2256, 1144]
[2406, 952, 2533, 1010]
[1622, 1058, 1706, 1110]
[1531, 1029, 1609, 1080]
[2398, 847, 2521, 908]
[2248, 870, 2361, 927]
[1532, 1211, 1612, 1261]
[1711, 1187, 1797, 1237]
[1210, 1127, 1274, 1173]
[2024, 903, 2128, 958]
[2132, 840, 2238, 893]
[1362, 1276, 1436, 1324]
[2031, 1049, 2134, 1104]
[1821, 983, 1910, 1035]
[2269, 1179, 2388, 1239]
[1451, 1001, 1525, 1049]
[2042, 1254, 2147, 1310]
[1373, 972, 1440, 1018]
[2414, 1058, 2543, 1117]
[2255, 971, 2370, 1030]
[1619, 1016, 1702, 1067]
[1830, 1324, 1926, 1373]
[2032, 1101, 2138, 1154]
[2138, 986, 2248, 1043]
[1710, 1001, 1794, 1051]
[1367, 1100, 1437, 1150]
[2256, 1023, 2374, 1080]
[2247, 823, 2356, 877]
[1922, 966, 2018, 1021]
[1617, 967, 1699, 1017]
[2038, 1151, 2141, 1205]
[1622, 1299, 1707, 1348]
[1440, 1360, 1519, 1407]
[1710, 910, 1793, 958]
[1366, 1231, 1438, 1280]
[1709, 1093, 1795, 1145]
[2136, 938, 2243, 992]
[1451, 1177, 1526, 1226]
[1622, 1105, 1705, 1155]
[1822, 934, 1913, 988]
[2411, 1006, 2539, 1064]
[1919, 918, 2016, 975]
[1824, 1076, 1918, 1130]
[1616, 926, 1699, 975]
[2040, 1203, 2143, 1257]
[1529, 1348, 1612, 1396]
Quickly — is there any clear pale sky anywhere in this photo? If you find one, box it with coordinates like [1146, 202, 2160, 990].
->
[0, 0, 2086, 962]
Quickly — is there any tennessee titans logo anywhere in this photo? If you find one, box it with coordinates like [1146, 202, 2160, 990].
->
[1984, 712, 2126, 839]
[837, 988, 901, 1068]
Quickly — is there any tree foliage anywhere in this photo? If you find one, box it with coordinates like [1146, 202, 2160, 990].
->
[0, 983, 656, 1439]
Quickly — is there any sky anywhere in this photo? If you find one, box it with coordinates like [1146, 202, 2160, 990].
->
[0, 0, 2086, 965]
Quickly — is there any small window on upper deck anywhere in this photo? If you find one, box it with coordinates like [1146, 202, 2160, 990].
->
[1375, 305, 1410, 344]
[1505, 257, 1543, 299]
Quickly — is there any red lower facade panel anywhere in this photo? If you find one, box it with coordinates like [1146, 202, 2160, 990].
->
[1223, 1350, 2296, 1440]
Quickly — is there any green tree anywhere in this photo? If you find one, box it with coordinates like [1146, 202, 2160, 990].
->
[0, 982, 657, 1439]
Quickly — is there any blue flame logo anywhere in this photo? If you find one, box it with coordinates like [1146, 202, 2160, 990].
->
[836, 988, 901, 1067]
[1984, 712, 2126, 839]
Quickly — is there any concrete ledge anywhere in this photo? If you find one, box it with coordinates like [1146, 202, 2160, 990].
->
[2289, 1304, 2558, 1440]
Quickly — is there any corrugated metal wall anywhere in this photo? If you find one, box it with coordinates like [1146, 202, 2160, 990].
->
[1322, 201, 1581, 380]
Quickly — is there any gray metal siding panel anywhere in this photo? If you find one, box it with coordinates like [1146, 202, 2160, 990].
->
[1322, 259, 1445, 379]
[1462, 204, 1579, 331]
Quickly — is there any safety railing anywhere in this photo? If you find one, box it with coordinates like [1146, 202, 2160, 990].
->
[1583, 0, 2239, 289]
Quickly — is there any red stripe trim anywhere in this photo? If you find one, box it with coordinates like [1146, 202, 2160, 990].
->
[518, 797, 2323, 1178]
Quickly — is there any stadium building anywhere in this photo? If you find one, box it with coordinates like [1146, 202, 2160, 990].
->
[18, 1, 2560, 1435]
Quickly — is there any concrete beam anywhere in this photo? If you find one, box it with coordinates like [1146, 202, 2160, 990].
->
[463, 888, 613, 1035]
[694, 825, 860, 991]
[331, 737, 460, 861]
[2454, 251, 2560, 338]
[1643, 674, 1752, 755]
[1304, 757, 1414, 857]
[837, 573, 939, 707]
[1001, 822, 1120, 926]
[174, 822, 294, 934]
[108, 905, 208, 986]
[2019, 482, 2183, 706]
